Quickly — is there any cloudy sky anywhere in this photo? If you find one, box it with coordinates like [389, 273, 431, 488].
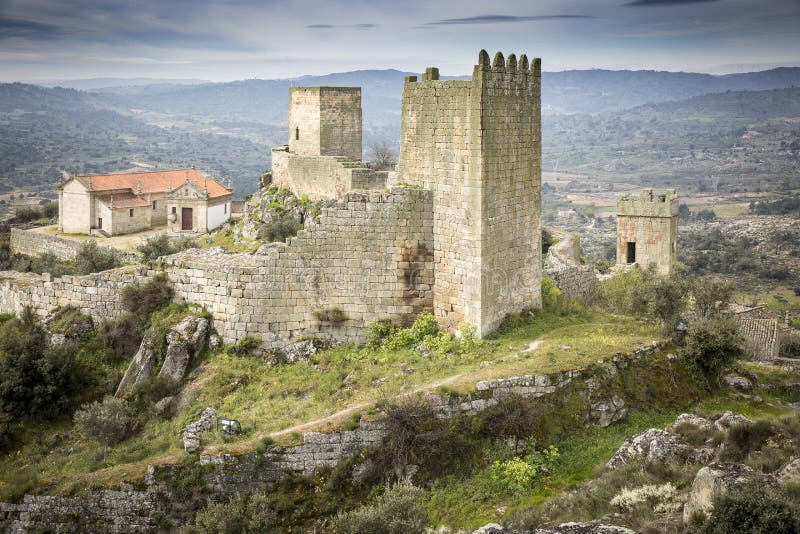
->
[1, 0, 799, 82]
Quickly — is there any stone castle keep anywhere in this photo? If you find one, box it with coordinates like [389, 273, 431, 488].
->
[616, 188, 678, 275]
[1, 50, 543, 347]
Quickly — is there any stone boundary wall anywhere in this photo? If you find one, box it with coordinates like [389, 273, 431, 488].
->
[11, 228, 87, 261]
[0, 188, 434, 350]
[0, 490, 160, 533]
[545, 265, 598, 303]
[0, 342, 669, 531]
[10, 227, 141, 263]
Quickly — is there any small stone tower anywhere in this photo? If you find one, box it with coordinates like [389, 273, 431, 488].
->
[397, 50, 543, 336]
[288, 86, 362, 159]
[616, 189, 678, 275]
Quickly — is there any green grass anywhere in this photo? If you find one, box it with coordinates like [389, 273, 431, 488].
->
[0, 309, 659, 497]
[200, 223, 256, 252]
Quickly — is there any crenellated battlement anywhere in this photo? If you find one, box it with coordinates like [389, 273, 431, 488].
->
[617, 188, 679, 218]
[403, 49, 542, 94]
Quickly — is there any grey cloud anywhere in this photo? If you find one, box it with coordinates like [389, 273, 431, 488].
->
[306, 23, 377, 29]
[0, 18, 69, 40]
[623, 0, 721, 6]
[424, 14, 595, 26]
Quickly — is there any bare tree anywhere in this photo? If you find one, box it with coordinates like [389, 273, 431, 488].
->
[367, 138, 397, 171]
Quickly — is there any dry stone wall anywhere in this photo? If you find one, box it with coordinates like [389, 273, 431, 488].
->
[0, 343, 671, 532]
[0, 188, 433, 350]
[12, 228, 88, 261]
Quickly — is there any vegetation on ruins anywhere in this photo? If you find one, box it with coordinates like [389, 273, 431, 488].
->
[332, 483, 429, 534]
[137, 234, 198, 261]
[185, 490, 278, 533]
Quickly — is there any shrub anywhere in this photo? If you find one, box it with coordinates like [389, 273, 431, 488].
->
[689, 483, 800, 534]
[12, 206, 41, 223]
[232, 336, 260, 356]
[74, 241, 120, 274]
[382, 312, 439, 350]
[689, 277, 733, 319]
[257, 212, 302, 243]
[0, 308, 85, 420]
[137, 234, 197, 261]
[367, 318, 396, 347]
[720, 420, 775, 462]
[484, 447, 559, 495]
[597, 267, 650, 317]
[73, 397, 130, 455]
[187, 491, 277, 533]
[682, 316, 744, 388]
[332, 483, 429, 534]
[41, 201, 58, 219]
[780, 336, 800, 359]
[120, 274, 174, 318]
[610, 483, 683, 514]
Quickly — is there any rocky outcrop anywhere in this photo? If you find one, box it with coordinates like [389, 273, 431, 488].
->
[183, 407, 217, 454]
[713, 411, 753, 431]
[723, 374, 753, 391]
[775, 456, 800, 486]
[115, 331, 160, 397]
[683, 462, 772, 522]
[607, 428, 714, 469]
[116, 315, 208, 397]
[158, 316, 208, 382]
[671, 413, 714, 431]
[278, 337, 333, 363]
[589, 396, 628, 428]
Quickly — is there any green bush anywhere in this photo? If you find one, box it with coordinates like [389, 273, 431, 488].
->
[332, 483, 429, 534]
[73, 396, 130, 459]
[0, 308, 86, 420]
[232, 336, 260, 356]
[41, 201, 58, 219]
[367, 318, 396, 347]
[257, 212, 302, 243]
[74, 241, 120, 274]
[484, 446, 559, 495]
[779, 336, 800, 359]
[682, 316, 744, 388]
[187, 491, 277, 533]
[120, 274, 174, 318]
[137, 234, 197, 261]
[383, 312, 439, 350]
[720, 420, 775, 462]
[12, 206, 42, 223]
[689, 483, 800, 534]
[598, 267, 650, 317]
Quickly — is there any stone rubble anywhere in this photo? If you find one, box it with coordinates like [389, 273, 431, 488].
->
[183, 407, 217, 454]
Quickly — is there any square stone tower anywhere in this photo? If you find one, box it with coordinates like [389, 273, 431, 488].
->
[288, 86, 362, 159]
[616, 188, 678, 275]
[397, 50, 543, 336]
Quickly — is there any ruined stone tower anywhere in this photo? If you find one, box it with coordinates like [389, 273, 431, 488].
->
[397, 50, 543, 336]
[288, 86, 362, 159]
[616, 188, 678, 275]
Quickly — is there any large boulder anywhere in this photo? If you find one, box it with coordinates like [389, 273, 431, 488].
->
[671, 413, 714, 432]
[158, 316, 208, 382]
[115, 331, 160, 397]
[723, 374, 753, 391]
[607, 429, 714, 469]
[713, 411, 753, 431]
[589, 396, 628, 428]
[278, 337, 333, 364]
[683, 462, 772, 522]
[183, 407, 217, 454]
[775, 456, 800, 486]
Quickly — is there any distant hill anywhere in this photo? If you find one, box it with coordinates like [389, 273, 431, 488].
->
[89, 67, 800, 126]
[33, 78, 210, 91]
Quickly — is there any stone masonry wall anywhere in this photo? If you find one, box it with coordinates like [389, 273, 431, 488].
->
[272, 150, 387, 201]
[0, 343, 669, 532]
[0, 188, 433, 350]
[11, 228, 87, 261]
[545, 265, 598, 303]
[398, 51, 542, 336]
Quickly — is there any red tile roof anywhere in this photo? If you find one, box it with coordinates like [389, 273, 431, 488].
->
[76, 168, 232, 199]
[97, 193, 150, 209]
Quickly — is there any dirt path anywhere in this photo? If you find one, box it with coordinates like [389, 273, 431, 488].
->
[267, 333, 549, 439]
